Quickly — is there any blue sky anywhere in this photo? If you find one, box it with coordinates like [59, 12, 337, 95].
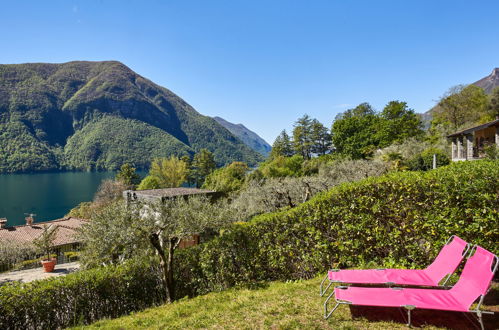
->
[1, 0, 498, 144]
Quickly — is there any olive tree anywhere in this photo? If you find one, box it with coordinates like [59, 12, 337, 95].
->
[79, 195, 233, 302]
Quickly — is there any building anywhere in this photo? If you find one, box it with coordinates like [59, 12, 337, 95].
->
[122, 187, 218, 248]
[123, 187, 218, 204]
[0, 217, 87, 258]
[447, 118, 499, 161]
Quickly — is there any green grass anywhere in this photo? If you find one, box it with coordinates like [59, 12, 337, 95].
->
[75, 275, 498, 330]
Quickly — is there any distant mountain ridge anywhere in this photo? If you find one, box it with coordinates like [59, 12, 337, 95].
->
[0, 61, 263, 173]
[213, 116, 271, 156]
[472, 68, 499, 93]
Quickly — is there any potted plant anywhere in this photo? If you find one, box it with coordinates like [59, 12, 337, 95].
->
[33, 224, 59, 272]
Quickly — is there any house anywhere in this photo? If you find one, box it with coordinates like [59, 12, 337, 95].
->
[122, 187, 218, 248]
[447, 118, 499, 161]
[0, 217, 87, 262]
[123, 187, 218, 204]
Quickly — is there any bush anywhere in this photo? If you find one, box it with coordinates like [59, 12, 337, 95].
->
[408, 147, 450, 171]
[0, 259, 164, 329]
[173, 160, 498, 297]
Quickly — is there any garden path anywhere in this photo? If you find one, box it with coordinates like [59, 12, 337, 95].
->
[0, 262, 79, 284]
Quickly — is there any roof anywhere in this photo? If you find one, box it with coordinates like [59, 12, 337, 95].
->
[0, 217, 88, 247]
[133, 187, 215, 197]
[447, 119, 499, 137]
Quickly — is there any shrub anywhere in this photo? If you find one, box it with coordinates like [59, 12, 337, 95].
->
[0, 259, 164, 329]
[408, 147, 450, 171]
[174, 160, 499, 297]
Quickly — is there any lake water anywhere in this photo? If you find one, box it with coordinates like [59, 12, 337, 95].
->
[0, 171, 129, 226]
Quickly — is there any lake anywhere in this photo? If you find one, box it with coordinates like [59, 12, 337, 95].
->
[0, 171, 141, 226]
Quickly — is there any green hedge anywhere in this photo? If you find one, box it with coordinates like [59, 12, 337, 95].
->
[174, 160, 499, 298]
[0, 260, 164, 329]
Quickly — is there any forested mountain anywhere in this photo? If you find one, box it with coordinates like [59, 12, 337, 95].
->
[0, 61, 263, 173]
[213, 116, 271, 156]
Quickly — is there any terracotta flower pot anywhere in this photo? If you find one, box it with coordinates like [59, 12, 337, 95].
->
[41, 259, 56, 272]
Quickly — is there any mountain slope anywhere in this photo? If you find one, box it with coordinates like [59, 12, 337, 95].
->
[472, 68, 499, 93]
[213, 116, 271, 156]
[0, 61, 263, 173]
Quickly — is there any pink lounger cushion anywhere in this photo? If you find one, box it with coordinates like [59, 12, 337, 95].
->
[328, 236, 468, 286]
[334, 246, 497, 312]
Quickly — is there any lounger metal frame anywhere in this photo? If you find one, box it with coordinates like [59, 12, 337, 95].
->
[323, 246, 498, 330]
[319, 235, 470, 297]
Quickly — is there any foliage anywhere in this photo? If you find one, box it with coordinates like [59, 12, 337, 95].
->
[259, 155, 304, 178]
[331, 102, 423, 159]
[191, 149, 217, 187]
[0, 259, 164, 329]
[202, 161, 249, 193]
[377, 101, 424, 147]
[331, 103, 380, 158]
[484, 143, 499, 160]
[0, 61, 263, 173]
[148, 156, 188, 188]
[433, 85, 489, 130]
[310, 118, 331, 155]
[0, 240, 37, 270]
[78, 196, 234, 302]
[137, 175, 161, 190]
[292, 114, 314, 159]
[270, 130, 294, 159]
[171, 160, 498, 298]
[92, 179, 128, 208]
[32, 224, 59, 261]
[488, 86, 499, 118]
[232, 159, 388, 219]
[407, 148, 450, 171]
[115, 163, 141, 188]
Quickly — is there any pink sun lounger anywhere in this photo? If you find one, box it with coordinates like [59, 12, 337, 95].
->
[325, 246, 498, 330]
[320, 235, 469, 296]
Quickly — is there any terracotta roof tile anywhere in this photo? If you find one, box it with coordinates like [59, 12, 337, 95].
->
[0, 217, 88, 247]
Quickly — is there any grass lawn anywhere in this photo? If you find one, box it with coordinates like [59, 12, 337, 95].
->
[76, 275, 498, 329]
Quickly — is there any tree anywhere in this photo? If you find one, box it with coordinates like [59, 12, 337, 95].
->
[270, 130, 294, 158]
[149, 156, 188, 188]
[115, 163, 141, 188]
[488, 87, 499, 119]
[137, 175, 161, 190]
[292, 115, 314, 159]
[93, 179, 129, 208]
[79, 196, 233, 302]
[202, 161, 249, 193]
[191, 149, 216, 187]
[259, 155, 304, 178]
[310, 119, 331, 155]
[377, 101, 424, 147]
[331, 103, 380, 159]
[33, 224, 59, 261]
[434, 85, 489, 130]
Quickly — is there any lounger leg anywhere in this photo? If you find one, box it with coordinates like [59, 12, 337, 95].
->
[324, 290, 339, 319]
[320, 273, 333, 296]
[403, 305, 416, 327]
[477, 311, 484, 330]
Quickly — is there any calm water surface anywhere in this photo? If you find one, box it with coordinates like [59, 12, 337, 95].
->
[0, 171, 127, 226]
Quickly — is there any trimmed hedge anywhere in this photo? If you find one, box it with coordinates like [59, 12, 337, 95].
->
[174, 160, 499, 297]
[0, 260, 164, 329]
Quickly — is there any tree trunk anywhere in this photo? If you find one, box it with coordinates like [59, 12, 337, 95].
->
[149, 233, 180, 303]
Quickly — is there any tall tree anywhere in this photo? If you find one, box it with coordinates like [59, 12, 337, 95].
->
[310, 119, 331, 155]
[115, 163, 141, 188]
[192, 149, 216, 187]
[202, 161, 249, 193]
[292, 114, 314, 159]
[270, 130, 294, 158]
[377, 101, 424, 147]
[331, 103, 380, 159]
[435, 85, 489, 130]
[148, 156, 188, 188]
